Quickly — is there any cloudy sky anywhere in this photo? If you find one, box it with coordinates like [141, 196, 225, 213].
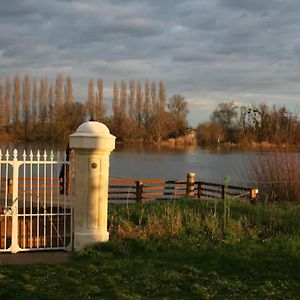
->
[1, 0, 300, 126]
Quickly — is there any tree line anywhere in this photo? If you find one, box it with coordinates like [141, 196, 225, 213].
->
[197, 101, 300, 145]
[0, 74, 189, 143]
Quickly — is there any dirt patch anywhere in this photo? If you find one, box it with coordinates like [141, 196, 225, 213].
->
[0, 251, 71, 265]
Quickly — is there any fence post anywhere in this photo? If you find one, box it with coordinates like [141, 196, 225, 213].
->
[221, 185, 225, 199]
[197, 182, 201, 199]
[250, 188, 258, 203]
[136, 181, 143, 203]
[69, 121, 116, 251]
[186, 172, 196, 197]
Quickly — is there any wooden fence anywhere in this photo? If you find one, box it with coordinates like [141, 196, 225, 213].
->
[109, 174, 258, 204]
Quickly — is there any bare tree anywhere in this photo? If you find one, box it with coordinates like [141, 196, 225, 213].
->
[22, 74, 31, 138]
[48, 83, 54, 122]
[144, 80, 151, 124]
[13, 74, 21, 124]
[55, 74, 63, 123]
[39, 77, 48, 122]
[120, 80, 127, 119]
[159, 80, 166, 113]
[136, 81, 143, 126]
[65, 75, 73, 109]
[4, 77, 11, 132]
[129, 80, 135, 121]
[112, 81, 119, 119]
[96, 79, 106, 121]
[87, 79, 95, 120]
[32, 79, 38, 123]
[0, 81, 3, 130]
[151, 81, 158, 115]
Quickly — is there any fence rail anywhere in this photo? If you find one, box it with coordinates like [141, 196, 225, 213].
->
[108, 176, 258, 204]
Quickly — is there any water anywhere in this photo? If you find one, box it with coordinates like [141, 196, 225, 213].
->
[110, 145, 258, 184]
[0, 142, 281, 185]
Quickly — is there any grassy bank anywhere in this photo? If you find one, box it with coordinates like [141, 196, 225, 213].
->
[1, 199, 300, 299]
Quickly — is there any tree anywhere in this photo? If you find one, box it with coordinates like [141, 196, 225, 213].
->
[39, 77, 48, 123]
[48, 83, 54, 122]
[144, 80, 150, 125]
[96, 79, 106, 121]
[151, 81, 158, 115]
[112, 81, 119, 119]
[120, 80, 127, 119]
[136, 81, 143, 126]
[159, 80, 166, 113]
[55, 74, 63, 124]
[13, 74, 21, 125]
[168, 94, 189, 137]
[210, 101, 238, 142]
[32, 79, 38, 123]
[22, 74, 31, 138]
[4, 77, 11, 132]
[129, 80, 135, 121]
[87, 79, 95, 120]
[65, 75, 73, 109]
[0, 81, 3, 130]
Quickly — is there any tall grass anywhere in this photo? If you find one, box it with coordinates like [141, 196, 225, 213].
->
[108, 199, 300, 243]
[248, 149, 300, 202]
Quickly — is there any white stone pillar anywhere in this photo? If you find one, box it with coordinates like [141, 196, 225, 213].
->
[69, 121, 115, 251]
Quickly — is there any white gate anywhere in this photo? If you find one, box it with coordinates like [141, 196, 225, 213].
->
[0, 149, 73, 253]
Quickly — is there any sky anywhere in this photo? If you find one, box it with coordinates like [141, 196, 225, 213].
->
[1, 0, 300, 126]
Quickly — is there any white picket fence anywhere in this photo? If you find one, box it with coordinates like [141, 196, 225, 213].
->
[0, 149, 73, 253]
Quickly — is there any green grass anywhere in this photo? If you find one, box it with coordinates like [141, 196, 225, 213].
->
[1, 199, 300, 299]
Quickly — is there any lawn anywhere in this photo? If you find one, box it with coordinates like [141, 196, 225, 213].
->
[0, 199, 299, 299]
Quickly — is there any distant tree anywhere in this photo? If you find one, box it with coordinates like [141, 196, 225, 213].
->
[120, 80, 127, 119]
[0, 81, 3, 130]
[39, 77, 48, 123]
[112, 81, 119, 119]
[168, 94, 189, 136]
[13, 74, 21, 125]
[96, 79, 106, 121]
[159, 80, 166, 113]
[55, 74, 63, 123]
[87, 79, 95, 120]
[129, 80, 135, 121]
[143, 80, 150, 125]
[4, 77, 11, 132]
[151, 81, 158, 115]
[210, 101, 238, 141]
[48, 83, 54, 122]
[136, 81, 143, 126]
[32, 79, 38, 123]
[65, 75, 73, 109]
[22, 74, 31, 138]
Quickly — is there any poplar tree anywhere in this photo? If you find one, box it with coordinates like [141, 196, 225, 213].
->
[55, 74, 63, 123]
[112, 81, 119, 119]
[159, 80, 166, 113]
[22, 74, 31, 138]
[96, 79, 106, 121]
[129, 80, 135, 121]
[0, 81, 3, 130]
[120, 80, 127, 119]
[48, 83, 54, 122]
[136, 81, 143, 126]
[13, 74, 21, 124]
[4, 77, 11, 132]
[65, 75, 73, 109]
[151, 81, 158, 115]
[87, 79, 95, 120]
[32, 79, 38, 123]
[39, 77, 48, 122]
[144, 80, 151, 124]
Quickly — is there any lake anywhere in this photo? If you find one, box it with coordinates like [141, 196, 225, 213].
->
[0, 142, 281, 185]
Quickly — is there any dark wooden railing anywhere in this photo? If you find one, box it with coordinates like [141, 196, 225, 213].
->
[109, 174, 258, 204]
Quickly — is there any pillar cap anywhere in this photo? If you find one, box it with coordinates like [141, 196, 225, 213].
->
[69, 121, 116, 150]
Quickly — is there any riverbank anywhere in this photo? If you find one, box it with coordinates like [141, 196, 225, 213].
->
[1, 199, 299, 299]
